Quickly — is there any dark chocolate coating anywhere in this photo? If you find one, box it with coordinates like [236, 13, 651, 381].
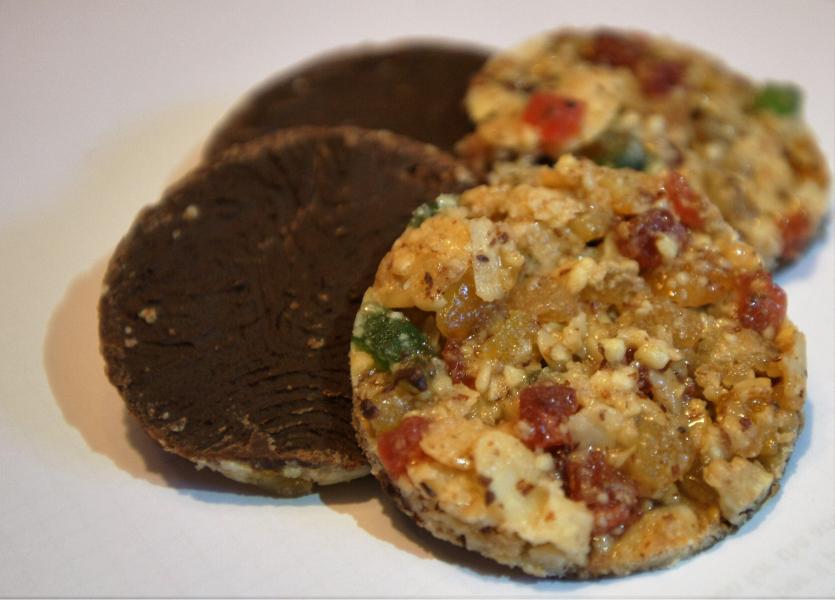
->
[100, 127, 474, 486]
[205, 42, 490, 159]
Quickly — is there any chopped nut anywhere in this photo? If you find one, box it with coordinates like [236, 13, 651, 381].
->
[475, 362, 494, 394]
[535, 453, 555, 472]
[138, 307, 158, 324]
[182, 204, 200, 220]
[602, 337, 626, 364]
[703, 457, 774, 525]
[655, 233, 679, 260]
[168, 417, 187, 432]
[635, 339, 672, 370]
[306, 337, 325, 349]
[566, 256, 597, 293]
[503, 365, 526, 388]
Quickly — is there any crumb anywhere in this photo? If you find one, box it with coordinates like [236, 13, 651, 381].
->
[138, 307, 158, 324]
[183, 205, 200, 220]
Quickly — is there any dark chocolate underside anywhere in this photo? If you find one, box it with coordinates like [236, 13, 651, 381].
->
[100, 128, 472, 471]
[206, 43, 489, 158]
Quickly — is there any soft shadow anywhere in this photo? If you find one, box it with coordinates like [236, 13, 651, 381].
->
[781, 391, 813, 481]
[318, 400, 815, 586]
[320, 477, 592, 588]
[775, 215, 831, 286]
[44, 257, 281, 504]
[320, 478, 534, 583]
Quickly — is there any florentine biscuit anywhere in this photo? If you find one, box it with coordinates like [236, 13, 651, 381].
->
[351, 156, 805, 576]
[460, 28, 829, 269]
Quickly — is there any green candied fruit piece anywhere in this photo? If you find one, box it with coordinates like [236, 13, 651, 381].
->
[352, 308, 435, 371]
[408, 193, 459, 227]
[585, 130, 648, 171]
[753, 83, 801, 116]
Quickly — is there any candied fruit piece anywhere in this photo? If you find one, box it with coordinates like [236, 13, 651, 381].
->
[665, 172, 704, 229]
[353, 308, 435, 371]
[377, 416, 430, 478]
[508, 275, 579, 323]
[778, 211, 812, 263]
[616, 209, 688, 271]
[753, 83, 801, 116]
[437, 270, 492, 340]
[479, 310, 538, 365]
[737, 271, 787, 333]
[649, 255, 733, 308]
[364, 386, 419, 434]
[566, 450, 639, 535]
[442, 339, 475, 387]
[624, 413, 695, 497]
[677, 463, 719, 507]
[585, 30, 646, 68]
[585, 30, 683, 96]
[583, 131, 648, 171]
[637, 59, 684, 96]
[518, 383, 579, 449]
[522, 92, 585, 152]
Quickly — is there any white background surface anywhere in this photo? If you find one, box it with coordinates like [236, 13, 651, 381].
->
[1, 0, 833, 596]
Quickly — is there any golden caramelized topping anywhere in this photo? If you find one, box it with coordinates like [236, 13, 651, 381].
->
[351, 156, 805, 577]
[461, 28, 829, 269]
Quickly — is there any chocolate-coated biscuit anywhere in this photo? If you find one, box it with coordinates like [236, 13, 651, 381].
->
[100, 126, 475, 496]
[205, 42, 489, 159]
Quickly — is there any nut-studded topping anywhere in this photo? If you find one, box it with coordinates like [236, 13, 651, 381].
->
[351, 155, 805, 578]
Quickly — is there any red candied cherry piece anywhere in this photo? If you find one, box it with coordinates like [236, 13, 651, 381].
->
[377, 416, 430, 478]
[442, 339, 475, 388]
[665, 171, 704, 229]
[586, 30, 646, 67]
[737, 271, 787, 333]
[585, 30, 683, 97]
[638, 59, 685, 96]
[566, 450, 640, 535]
[779, 210, 812, 262]
[616, 208, 688, 271]
[522, 92, 585, 152]
[519, 384, 579, 449]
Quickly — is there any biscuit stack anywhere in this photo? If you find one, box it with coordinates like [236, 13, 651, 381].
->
[100, 30, 828, 577]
